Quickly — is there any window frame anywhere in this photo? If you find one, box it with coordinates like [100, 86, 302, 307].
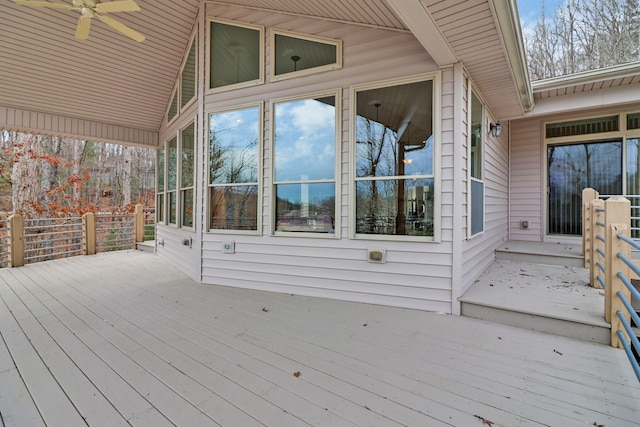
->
[180, 32, 198, 112]
[206, 102, 263, 235]
[467, 86, 485, 238]
[269, 28, 342, 82]
[166, 135, 179, 227]
[350, 73, 441, 242]
[179, 119, 196, 231]
[543, 110, 640, 239]
[166, 87, 179, 125]
[156, 142, 166, 224]
[206, 18, 265, 95]
[270, 90, 342, 238]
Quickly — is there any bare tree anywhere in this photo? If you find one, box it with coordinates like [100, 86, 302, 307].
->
[524, 0, 640, 80]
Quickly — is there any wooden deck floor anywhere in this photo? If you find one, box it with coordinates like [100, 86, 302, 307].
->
[0, 251, 639, 427]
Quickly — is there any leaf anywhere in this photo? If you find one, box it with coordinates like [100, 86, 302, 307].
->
[293, 371, 301, 378]
[262, 307, 269, 312]
[474, 415, 494, 426]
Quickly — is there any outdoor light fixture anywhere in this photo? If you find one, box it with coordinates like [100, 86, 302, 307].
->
[489, 122, 503, 138]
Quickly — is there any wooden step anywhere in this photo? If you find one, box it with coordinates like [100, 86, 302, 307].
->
[136, 240, 155, 253]
[459, 259, 611, 344]
[496, 241, 584, 267]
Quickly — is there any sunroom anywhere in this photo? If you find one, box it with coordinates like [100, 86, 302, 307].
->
[150, 0, 529, 314]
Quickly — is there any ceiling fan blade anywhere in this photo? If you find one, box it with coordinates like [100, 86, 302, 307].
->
[98, 14, 145, 42]
[95, 0, 140, 13]
[75, 16, 91, 39]
[13, 0, 74, 9]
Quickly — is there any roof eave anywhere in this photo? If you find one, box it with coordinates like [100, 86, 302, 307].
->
[532, 61, 640, 92]
[491, 0, 535, 113]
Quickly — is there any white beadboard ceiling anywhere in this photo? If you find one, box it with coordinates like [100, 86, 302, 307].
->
[0, 0, 532, 145]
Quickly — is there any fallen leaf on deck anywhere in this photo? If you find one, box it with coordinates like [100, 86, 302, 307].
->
[262, 307, 269, 312]
[474, 415, 494, 426]
[293, 371, 301, 377]
[362, 323, 368, 327]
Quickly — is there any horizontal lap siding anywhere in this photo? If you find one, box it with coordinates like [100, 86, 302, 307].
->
[461, 95, 509, 294]
[0, 106, 158, 147]
[198, 5, 452, 312]
[509, 118, 543, 241]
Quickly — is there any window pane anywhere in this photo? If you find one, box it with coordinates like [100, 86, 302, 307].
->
[210, 21, 260, 89]
[167, 91, 178, 122]
[274, 33, 337, 75]
[628, 113, 640, 130]
[167, 137, 177, 191]
[470, 91, 483, 180]
[548, 141, 622, 235]
[181, 40, 196, 108]
[274, 96, 336, 182]
[182, 188, 194, 228]
[157, 145, 165, 190]
[356, 178, 434, 236]
[209, 107, 259, 184]
[546, 116, 618, 138]
[355, 80, 433, 178]
[275, 183, 335, 233]
[157, 193, 164, 222]
[210, 185, 258, 230]
[181, 122, 195, 188]
[168, 191, 177, 225]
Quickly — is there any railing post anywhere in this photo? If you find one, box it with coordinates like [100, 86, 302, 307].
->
[82, 212, 96, 255]
[604, 197, 631, 323]
[590, 199, 605, 288]
[7, 214, 24, 267]
[608, 223, 631, 348]
[582, 188, 599, 268]
[135, 203, 144, 243]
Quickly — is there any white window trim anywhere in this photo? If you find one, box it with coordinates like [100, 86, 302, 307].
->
[349, 72, 442, 242]
[166, 134, 179, 227]
[269, 89, 342, 238]
[180, 31, 198, 113]
[206, 18, 265, 95]
[206, 102, 263, 236]
[156, 142, 167, 225]
[466, 84, 486, 239]
[166, 86, 179, 125]
[179, 119, 197, 231]
[269, 28, 342, 83]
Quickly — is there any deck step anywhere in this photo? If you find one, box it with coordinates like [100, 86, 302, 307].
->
[496, 241, 584, 267]
[136, 241, 155, 253]
[459, 259, 611, 344]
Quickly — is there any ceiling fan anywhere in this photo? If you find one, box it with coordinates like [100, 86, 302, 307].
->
[13, 0, 146, 42]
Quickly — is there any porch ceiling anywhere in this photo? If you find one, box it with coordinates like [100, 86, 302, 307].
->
[0, 0, 530, 145]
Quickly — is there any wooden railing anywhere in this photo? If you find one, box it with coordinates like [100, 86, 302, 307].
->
[583, 189, 640, 381]
[1, 204, 153, 267]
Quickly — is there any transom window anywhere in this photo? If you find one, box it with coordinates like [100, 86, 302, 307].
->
[209, 20, 263, 91]
[208, 106, 261, 232]
[353, 76, 437, 238]
[271, 29, 341, 80]
[272, 94, 339, 234]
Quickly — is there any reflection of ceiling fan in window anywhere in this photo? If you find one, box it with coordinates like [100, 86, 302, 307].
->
[13, 0, 145, 42]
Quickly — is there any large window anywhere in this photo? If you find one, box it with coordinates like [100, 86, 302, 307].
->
[209, 20, 263, 91]
[156, 144, 165, 223]
[469, 90, 484, 237]
[167, 136, 178, 225]
[272, 94, 338, 234]
[208, 106, 260, 231]
[271, 29, 341, 81]
[545, 112, 640, 236]
[353, 77, 437, 238]
[181, 122, 195, 229]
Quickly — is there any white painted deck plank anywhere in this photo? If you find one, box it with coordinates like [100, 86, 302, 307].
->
[0, 368, 44, 427]
[0, 251, 638, 427]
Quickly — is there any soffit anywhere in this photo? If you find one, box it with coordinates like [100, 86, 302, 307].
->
[0, 0, 200, 133]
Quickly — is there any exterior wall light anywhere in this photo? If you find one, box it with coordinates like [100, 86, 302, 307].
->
[489, 122, 503, 138]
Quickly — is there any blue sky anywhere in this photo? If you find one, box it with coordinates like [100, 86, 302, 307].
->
[516, 0, 564, 29]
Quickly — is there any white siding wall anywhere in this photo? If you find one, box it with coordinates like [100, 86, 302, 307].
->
[0, 106, 158, 147]
[194, 5, 453, 312]
[509, 118, 543, 241]
[459, 76, 509, 297]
